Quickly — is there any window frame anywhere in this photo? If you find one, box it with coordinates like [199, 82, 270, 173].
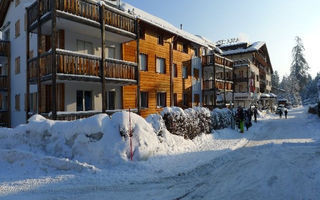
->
[139, 53, 148, 71]
[15, 57, 20, 74]
[156, 92, 166, 108]
[140, 91, 149, 108]
[157, 35, 164, 45]
[182, 66, 188, 79]
[15, 20, 20, 38]
[156, 57, 166, 74]
[173, 63, 177, 78]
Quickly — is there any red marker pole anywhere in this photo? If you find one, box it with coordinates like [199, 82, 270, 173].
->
[129, 108, 133, 161]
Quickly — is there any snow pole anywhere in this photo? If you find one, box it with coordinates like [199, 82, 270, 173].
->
[129, 108, 133, 161]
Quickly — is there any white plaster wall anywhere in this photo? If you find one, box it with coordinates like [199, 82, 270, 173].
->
[64, 81, 122, 112]
[64, 30, 121, 59]
[2, 0, 37, 127]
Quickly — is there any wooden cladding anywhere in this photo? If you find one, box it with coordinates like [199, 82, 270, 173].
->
[28, 50, 137, 81]
[0, 76, 9, 90]
[203, 80, 233, 91]
[28, 0, 136, 34]
[0, 41, 10, 57]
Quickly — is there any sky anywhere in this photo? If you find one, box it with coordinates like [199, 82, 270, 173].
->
[125, 0, 320, 79]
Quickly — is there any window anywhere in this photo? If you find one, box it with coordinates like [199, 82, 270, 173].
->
[193, 68, 199, 79]
[256, 75, 259, 81]
[15, 20, 20, 38]
[158, 35, 164, 45]
[139, 54, 148, 71]
[15, 94, 20, 111]
[173, 64, 177, 77]
[77, 40, 93, 55]
[15, 0, 20, 7]
[30, 93, 38, 113]
[107, 46, 116, 59]
[108, 91, 115, 110]
[173, 93, 178, 106]
[157, 92, 166, 107]
[182, 66, 188, 79]
[193, 48, 199, 57]
[15, 57, 20, 74]
[139, 28, 145, 40]
[141, 92, 148, 108]
[156, 57, 165, 74]
[77, 91, 92, 111]
[183, 43, 188, 53]
[183, 93, 188, 106]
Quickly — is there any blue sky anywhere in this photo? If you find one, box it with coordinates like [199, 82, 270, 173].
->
[126, 0, 320, 79]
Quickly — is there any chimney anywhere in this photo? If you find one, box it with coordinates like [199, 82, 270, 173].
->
[180, 24, 183, 30]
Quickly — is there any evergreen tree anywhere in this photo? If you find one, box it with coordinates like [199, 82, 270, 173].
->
[290, 36, 310, 90]
[271, 70, 280, 89]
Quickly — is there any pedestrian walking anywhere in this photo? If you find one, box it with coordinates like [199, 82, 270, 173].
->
[284, 108, 288, 119]
[253, 107, 258, 123]
[245, 110, 252, 131]
[237, 107, 245, 133]
[279, 109, 283, 119]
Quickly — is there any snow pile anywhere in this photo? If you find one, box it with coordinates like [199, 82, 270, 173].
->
[161, 107, 211, 139]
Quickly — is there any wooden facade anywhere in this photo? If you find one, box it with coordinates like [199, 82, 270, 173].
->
[122, 22, 195, 118]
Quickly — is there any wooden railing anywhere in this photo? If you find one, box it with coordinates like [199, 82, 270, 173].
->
[28, 0, 136, 34]
[0, 41, 10, 57]
[0, 111, 9, 127]
[234, 77, 249, 82]
[203, 80, 233, 91]
[202, 55, 233, 68]
[0, 76, 8, 90]
[28, 50, 137, 81]
[104, 58, 136, 80]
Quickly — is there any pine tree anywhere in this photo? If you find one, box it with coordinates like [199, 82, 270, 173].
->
[271, 70, 280, 89]
[290, 36, 310, 90]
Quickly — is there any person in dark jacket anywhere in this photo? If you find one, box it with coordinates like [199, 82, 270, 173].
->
[245, 109, 252, 131]
[237, 107, 245, 133]
[284, 108, 288, 119]
[253, 107, 258, 122]
[279, 109, 283, 119]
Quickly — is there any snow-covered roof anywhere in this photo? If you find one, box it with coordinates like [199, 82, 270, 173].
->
[221, 41, 266, 56]
[120, 2, 217, 49]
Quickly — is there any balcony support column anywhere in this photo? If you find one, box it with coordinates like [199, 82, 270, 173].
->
[213, 54, 216, 107]
[51, 0, 57, 120]
[37, 1, 42, 115]
[136, 20, 141, 114]
[26, 7, 30, 123]
[100, 5, 106, 113]
[223, 59, 226, 106]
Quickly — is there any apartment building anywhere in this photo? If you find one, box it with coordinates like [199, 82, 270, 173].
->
[1, 0, 234, 127]
[218, 41, 273, 108]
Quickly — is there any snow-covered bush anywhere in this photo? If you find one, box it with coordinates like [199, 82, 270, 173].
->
[211, 108, 233, 130]
[161, 107, 211, 139]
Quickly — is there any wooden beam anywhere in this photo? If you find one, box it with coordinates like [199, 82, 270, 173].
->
[100, 4, 106, 113]
[136, 19, 141, 114]
[51, 0, 57, 120]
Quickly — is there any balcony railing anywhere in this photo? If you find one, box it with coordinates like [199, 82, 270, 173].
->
[28, 0, 136, 34]
[234, 77, 249, 82]
[0, 41, 10, 57]
[234, 59, 250, 67]
[28, 50, 137, 82]
[202, 55, 233, 68]
[0, 76, 9, 90]
[203, 80, 233, 91]
[0, 111, 9, 127]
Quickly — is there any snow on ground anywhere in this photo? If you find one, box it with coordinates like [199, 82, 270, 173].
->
[1, 107, 320, 199]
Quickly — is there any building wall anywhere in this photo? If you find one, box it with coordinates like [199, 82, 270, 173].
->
[122, 27, 195, 118]
[2, 1, 37, 127]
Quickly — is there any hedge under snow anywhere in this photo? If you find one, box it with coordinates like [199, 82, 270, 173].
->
[0, 107, 233, 167]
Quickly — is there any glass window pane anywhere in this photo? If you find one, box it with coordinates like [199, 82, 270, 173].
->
[76, 91, 83, 111]
[84, 91, 92, 111]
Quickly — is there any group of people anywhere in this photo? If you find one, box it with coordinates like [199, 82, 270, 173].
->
[235, 106, 258, 133]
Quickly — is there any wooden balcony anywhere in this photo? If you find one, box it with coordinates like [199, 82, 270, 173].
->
[0, 76, 8, 90]
[234, 77, 249, 82]
[28, 50, 137, 84]
[203, 80, 233, 91]
[0, 41, 10, 57]
[202, 55, 233, 68]
[0, 111, 9, 127]
[28, 0, 136, 36]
